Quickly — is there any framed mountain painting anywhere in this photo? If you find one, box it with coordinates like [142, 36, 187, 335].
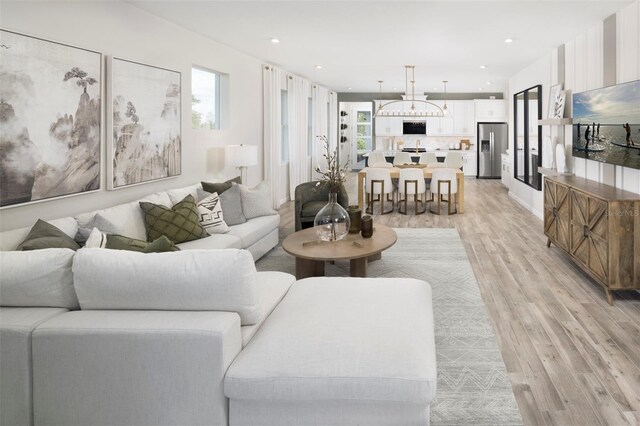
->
[107, 57, 182, 189]
[0, 30, 102, 208]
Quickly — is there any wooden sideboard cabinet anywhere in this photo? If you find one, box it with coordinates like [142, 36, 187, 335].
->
[544, 175, 640, 304]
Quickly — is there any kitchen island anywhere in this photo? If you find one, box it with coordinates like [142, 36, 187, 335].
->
[357, 167, 465, 213]
[363, 149, 477, 176]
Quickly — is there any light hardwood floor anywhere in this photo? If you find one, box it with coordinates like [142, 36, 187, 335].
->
[276, 174, 640, 426]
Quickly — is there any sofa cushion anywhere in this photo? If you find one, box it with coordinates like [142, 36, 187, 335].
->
[176, 234, 242, 250]
[0, 248, 79, 309]
[31, 310, 241, 426]
[75, 191, 172, 242]
[0, 217, 78, 251]
[16, 219, 80, 251]
[140, 195, 208, 243]
[166, 183, 201, 205]
[227, 215, 280, 248]
[224, 277, 437, 404]
[73, 248, 261, 325]
[240, 271, 295, 347]
[0, 307, 69, 426]
[239, 181, 278, 219]
[197, 192, 229, 234]
[219, 184, 247, 226]
[201, 176, 241, 195]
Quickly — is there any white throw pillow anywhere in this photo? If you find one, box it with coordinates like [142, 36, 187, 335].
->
[72, 248, 260, 325]
[197, 192, 229, 234]
[238, 181, 277, 219]
[85, 228, 107, 248]
[74, 192, 172, 241]
[166, 183, 202, 205]
[0, 248, 79, 309]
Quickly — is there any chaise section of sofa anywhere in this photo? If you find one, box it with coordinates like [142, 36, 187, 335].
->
[225, 277, 438, 426]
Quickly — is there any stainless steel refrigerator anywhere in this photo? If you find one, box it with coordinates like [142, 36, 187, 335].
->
[477, 122, 508, 178]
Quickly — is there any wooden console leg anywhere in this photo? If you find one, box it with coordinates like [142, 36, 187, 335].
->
[295, 258, 324, 280]
[605, 288, 613, 306]
[350, 257, 368, 277]
[546, 238, 551, 248]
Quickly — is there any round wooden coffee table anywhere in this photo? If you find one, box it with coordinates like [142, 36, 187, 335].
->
[282, 224, 397, 279]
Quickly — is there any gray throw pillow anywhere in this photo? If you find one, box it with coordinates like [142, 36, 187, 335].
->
[17, 219, 80, 251]
[219, 184, 247, 226]
[239, 181, 277, 219]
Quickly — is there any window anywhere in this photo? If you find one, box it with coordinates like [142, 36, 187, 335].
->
[307, 97, 313, 154]
[281, 90, 289, 162]
[356, 110, 372, 152]
[191, 67, 220, 130]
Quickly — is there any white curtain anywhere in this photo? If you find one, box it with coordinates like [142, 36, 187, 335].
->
[312, 87, 329, 180]
[262, 65, 282, 209]
[287, 76, 310, 197]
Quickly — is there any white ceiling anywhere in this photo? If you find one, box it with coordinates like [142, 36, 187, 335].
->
[128, 0, 632, 94]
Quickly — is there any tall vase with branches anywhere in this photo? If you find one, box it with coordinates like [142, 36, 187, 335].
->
[313, 135, 351, 241]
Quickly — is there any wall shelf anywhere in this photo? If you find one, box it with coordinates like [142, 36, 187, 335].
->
[538, 118, 573, 126]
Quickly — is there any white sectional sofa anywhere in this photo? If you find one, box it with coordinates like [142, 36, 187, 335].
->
[0, 185, 438, 426]
[0, 182, 280, 260]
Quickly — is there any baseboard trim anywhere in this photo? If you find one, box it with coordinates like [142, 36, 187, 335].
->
[508, 191, 543, 220]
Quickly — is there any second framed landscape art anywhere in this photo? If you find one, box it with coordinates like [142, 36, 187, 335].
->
[107, 57, 182, 189]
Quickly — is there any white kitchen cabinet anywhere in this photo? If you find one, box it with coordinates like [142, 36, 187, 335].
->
[501, 153, 511, 187]
[453, 101, 475, 135]
[474, 99, 507, 122]
[426, 101, 454, 136]
[462, 151, 477, 176]
[374, 116, 404, 136]
[374, 100, 405, 136]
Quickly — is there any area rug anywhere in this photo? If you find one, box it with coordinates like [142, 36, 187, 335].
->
[256, 228, 523, 425]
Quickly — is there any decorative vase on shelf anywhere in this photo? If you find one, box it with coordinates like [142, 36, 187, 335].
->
[314, 193, 350, 242]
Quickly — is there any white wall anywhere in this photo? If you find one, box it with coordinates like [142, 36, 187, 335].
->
[0, 1, 264, 230]
[508, 0, 640, 217]
[508, 54, 552, 218]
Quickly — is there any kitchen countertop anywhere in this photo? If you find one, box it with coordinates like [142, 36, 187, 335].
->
[363, 149, 476, 157]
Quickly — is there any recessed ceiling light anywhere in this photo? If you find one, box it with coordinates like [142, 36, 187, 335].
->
[347, 87, 352, 90]
[315, 65, 322, 69]
[478, 87, 484, 90]
[432, 87, 437, 90]
[393, 87, 397, 90]
[504, 38, 513, 43]
[270, 38, 280, 44]
[480, 65, 487, 69]
[486, 81, 491, 85]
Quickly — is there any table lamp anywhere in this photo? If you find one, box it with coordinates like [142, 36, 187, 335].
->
[225, 144, 258, 184]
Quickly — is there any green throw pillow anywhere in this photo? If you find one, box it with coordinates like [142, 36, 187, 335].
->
[201, 176, 241, 195]
[17, 219, 80, 251]
[139, 194, 208, 243]
[105, 235, 180, 253]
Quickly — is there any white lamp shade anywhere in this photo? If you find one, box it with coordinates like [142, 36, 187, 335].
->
[225, 144, 258, 168]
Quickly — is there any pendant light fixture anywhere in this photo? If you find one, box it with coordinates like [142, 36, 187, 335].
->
[442, 80, 449, 115]
[375, 65, 446, 118]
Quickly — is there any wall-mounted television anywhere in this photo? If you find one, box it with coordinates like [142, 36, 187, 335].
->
[572, 79, 640, 170]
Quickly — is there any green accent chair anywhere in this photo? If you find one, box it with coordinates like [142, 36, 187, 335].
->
[294, 181, 349, 231]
